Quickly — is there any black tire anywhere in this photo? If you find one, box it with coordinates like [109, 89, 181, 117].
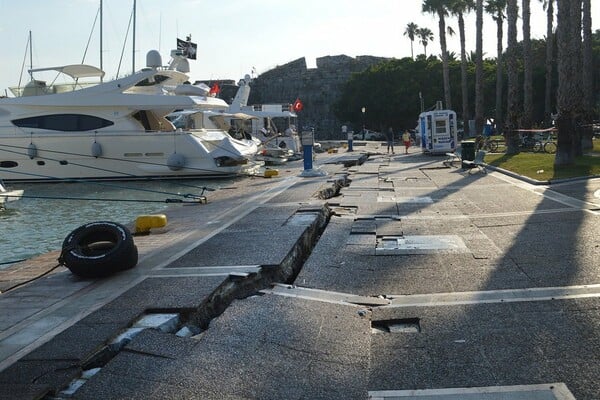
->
[544, 141, 557, 154]
[60, 221, 138, 278]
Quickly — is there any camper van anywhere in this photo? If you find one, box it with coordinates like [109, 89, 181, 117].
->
[418, 108, 458, 154]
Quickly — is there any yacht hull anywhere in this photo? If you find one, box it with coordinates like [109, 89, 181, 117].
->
[0, 130, 257, 182]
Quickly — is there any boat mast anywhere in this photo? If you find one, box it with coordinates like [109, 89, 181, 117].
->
[100, 0, 103, 81]
[29, 31, 33, 80]
[132, 0, 136, 73]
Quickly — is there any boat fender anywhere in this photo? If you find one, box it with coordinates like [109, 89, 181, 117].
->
[167, 153, 186, 171]
[91, 141, 103, 158]
[27, 143, 37, 159]
[58, 221, 138, 278]
[135, 214, 167, 235]
[264, 169, 279, 178]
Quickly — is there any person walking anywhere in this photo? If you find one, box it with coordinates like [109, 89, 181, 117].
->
[402, 130, 411, 154]
[386, 127, 395, 154]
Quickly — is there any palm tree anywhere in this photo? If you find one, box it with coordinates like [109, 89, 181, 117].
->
[485, 0, 507, 136]
[475, 0, 485, 137]
[417, 27, 434, 56]
[555, 0, 582, 165]
[581, 0, 593, 150]
[449, 0, 475, 136]
[541, 0, 554, 127]
[422, 0, 452, 110]
[522, 0, 533, 129]
[505, 0, 520, 154]
[404, 23, 420, 59]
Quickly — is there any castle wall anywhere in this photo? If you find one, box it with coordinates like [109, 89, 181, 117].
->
[248, 55, 388, 139]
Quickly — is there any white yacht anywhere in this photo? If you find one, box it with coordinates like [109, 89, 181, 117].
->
[0, 51, 260, 182]
[226, 75, 302, 156]
[0, 180, 23, 206]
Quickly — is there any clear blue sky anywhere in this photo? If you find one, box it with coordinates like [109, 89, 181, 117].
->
[0, 0, 597, 94]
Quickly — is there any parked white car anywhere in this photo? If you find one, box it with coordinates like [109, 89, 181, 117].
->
[353, 129, 385, 141]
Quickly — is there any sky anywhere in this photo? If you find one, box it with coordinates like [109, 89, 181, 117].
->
[0, 0, 598, 94]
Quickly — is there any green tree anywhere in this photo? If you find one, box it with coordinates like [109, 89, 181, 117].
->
[417, 27, 435, 57]
[581, 0, 594, 150]
[404, 22, 420, 60]
[475, 0, 485, 136]
[555, 0, 582, 165]
[485, 0, 507, 135]
[423, 0, 453, 109]
[449, 0, 475, 135]
[505, 0, 520, 154]
[522, 0, 533, 129]
[540, 0, 555, 127]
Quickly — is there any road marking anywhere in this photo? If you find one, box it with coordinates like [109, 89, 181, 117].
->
[368, 382, 576, 399]
[262, 284, 389, 306]
[383, 284, 600, 308]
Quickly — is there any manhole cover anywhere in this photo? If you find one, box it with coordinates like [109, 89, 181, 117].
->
[376, 235, 469, 255]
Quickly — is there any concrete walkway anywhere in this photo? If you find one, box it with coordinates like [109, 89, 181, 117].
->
[1, 142, 599, 399]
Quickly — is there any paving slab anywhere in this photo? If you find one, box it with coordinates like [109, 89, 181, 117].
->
[368, 298, 600, 399]
[76, 293, 372, 399]
[167, 205, 323, 268]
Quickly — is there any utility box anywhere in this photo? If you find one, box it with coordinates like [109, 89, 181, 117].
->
[418, 109, 458, 154]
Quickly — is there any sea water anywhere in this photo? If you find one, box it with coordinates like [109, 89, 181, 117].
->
[0, 178, 236, 268]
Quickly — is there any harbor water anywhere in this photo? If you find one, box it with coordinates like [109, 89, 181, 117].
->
[0, 178, 238, 268]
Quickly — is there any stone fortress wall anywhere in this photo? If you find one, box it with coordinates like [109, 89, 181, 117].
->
[247, 55, 389, 139]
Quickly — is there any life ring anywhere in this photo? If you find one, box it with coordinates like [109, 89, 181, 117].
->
[59, 221, 138, 278]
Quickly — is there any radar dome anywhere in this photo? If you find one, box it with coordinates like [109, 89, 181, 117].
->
[174, 58, 190, 73]
[146, 50, 162, 68]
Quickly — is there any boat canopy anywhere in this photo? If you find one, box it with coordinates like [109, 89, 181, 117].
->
[29, 64, 106, 80]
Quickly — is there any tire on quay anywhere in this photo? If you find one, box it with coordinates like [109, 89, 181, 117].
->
[59, 221, 138, 278]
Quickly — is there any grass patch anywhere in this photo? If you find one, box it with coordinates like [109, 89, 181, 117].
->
[485, 140, 600, 181]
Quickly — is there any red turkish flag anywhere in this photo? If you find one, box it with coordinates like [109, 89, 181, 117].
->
[209, 83, 220, 95]
[293, 98, 303, 112]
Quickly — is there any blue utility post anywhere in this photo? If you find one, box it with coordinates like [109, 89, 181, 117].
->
[302, 129, 314, 171]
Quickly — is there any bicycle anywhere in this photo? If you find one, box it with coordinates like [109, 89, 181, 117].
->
[519, 133, 542, 152]
[538, 133, 557, 154]
[475, 135, 498, 152]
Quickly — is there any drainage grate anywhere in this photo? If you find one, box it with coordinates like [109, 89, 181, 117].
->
[376, 235, 469, 255]
[368, 383, 576, 400]
[377, 195, 433, 204]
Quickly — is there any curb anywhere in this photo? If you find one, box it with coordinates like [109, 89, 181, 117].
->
[485, 164, 600, 186]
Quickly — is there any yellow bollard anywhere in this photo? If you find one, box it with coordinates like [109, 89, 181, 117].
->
[135, 214, 167, 235]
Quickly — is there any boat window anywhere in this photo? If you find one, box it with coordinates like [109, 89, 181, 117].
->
[134, 75, 170, 87]
[0, 161, 18, 168]
[133, 111, 152, 130]
[11, 114, 114, 131]
[132, 110, 173, 131]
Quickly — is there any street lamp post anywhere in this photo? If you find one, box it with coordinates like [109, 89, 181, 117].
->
[361, 107, 366, 140]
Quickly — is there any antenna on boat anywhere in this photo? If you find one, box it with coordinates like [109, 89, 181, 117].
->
[100, 0, 103, 81]
[28, 31, 33, 80]
[132, 0, 137, 73]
